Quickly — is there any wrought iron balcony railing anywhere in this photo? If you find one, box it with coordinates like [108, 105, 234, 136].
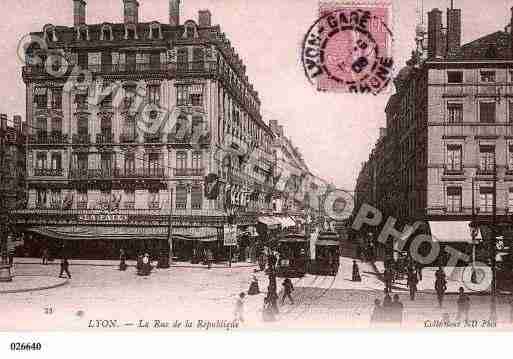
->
[148, 202, 161, 210]
[119, 133, 138, 143]
[96, 133, 114, 144]
[34, 168, 64, 177]
[143, 133, 163, 143]
[115, 167, 166, 178]
[70, 168, 115, 179]
[173, 168, 205, 177]
[72, 133, 91, 144]
[29, 133, 68, 144]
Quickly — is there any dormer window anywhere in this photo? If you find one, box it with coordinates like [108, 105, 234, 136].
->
[124, 24, 138, 40]
[43, 24, 58, 42]
[183, 21, 198, 39]
[76, 25, 90, 41]
[148, 22, 163, 40]
[100, 24, 113, 41]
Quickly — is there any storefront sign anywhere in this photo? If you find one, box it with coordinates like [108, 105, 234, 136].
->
[78, 213, 129, 222]
[223, 224, 237, 246]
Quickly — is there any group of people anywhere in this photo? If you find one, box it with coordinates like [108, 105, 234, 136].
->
[136, 253, 152, 276]
[383, 261, 422, 301]
[371, 290, 404, 325]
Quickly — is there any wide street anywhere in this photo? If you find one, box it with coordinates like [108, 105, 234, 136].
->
[1, 256, 512, 331]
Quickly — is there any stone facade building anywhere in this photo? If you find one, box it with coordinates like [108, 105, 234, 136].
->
[17, 0, 275, 260]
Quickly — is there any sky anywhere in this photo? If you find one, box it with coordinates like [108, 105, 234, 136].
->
[0, 0, 511, 191]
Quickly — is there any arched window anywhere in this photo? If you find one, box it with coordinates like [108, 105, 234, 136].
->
[183, 21, 198, 39]
[124, 24, 138, 40]
[76, 25, 90, 41]
[43, 24, 58, 42]
[148, 22, 163, 40]
[100, 24, 113, 41]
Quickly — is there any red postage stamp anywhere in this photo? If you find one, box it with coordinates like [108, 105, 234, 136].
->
[301, 0, 394, 94]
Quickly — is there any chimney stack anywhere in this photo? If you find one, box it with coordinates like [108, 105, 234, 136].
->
[446, 1, 461, 56]
[123, 0, 139, 24]
[169, 0, 181, 26]
[427, 8, 443, 58]
[13, 115, 22, 133]
[198, 10, 212, 27]
[72, 0, 86, 26]
[0, 114, 7, 131]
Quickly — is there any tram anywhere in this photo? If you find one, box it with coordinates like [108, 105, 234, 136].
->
[308, 231, 340, 276]
[275, 233, 307, 278]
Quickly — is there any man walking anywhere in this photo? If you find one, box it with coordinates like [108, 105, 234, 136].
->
[456, 287, 470, 321]
[41, 247, 49, 265]
[59, 257, 71, 279]
[384, 267, 393, 293]
[407, 269, 418, 301]
[281, 278, 294, 305]
[234, 292, 246, 323]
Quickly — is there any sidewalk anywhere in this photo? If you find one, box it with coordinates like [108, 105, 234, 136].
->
[14, 257, 257, 269]
[0, 274, 69, 294]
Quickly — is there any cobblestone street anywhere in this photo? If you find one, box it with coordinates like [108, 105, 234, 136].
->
[2, 257, 512, 331]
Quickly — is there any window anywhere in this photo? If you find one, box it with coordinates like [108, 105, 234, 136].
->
[88, 52, 101, 72]
[124, 153, 135, 173]
[190, 93, 203, 107]
[480, 71, 496, 83]
[176, 186, 187, 209]
[176, 151, 187, 169]
[36, 152, 46, 169]
[192, 151, 202, 169]
[509, 145, 513, 171]
[147, 153, 161, 175]
[124, 189, 135, 204]
[77, 153, 88, 170]
[185, 25, 194, 39]
[509, 189, 513, 212]
[36, 189, 47, 208]
[480, 102, 496, 123]
[509, 102, 513, 123]
[479, 187, 494, 213]
[148, 85, 160, 105]
[99, 190, 111, 205]
[177, 85, 188, 106]
[50, 153, 61, 170]
[447, 145, 462, 171]
[100, 153, 112, 174]
[447, 103, 463, 123]
[51, 118, 62, 136]
[77, 190, 88, 209]
[191, 186, 202, 210]
[446, 187, 462, 213]
[192, 47, 204, 71]
[77, 116, 88, 135]
[36, 118, 47, 138]
[34, 88, 48, 108]
[447, 71, 463, 83]
[479, 145, 495, 172]
[51, 89, 62, 109]
[49, 189, 61, 209]
[148, 189, 160, 209]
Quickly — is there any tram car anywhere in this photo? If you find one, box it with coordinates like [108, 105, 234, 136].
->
[275, 233, 307, 278]
[308, 231, 340, 276]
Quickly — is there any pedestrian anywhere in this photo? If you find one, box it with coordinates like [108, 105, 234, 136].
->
[382, 291, 393, 322]
[435, 274, 447, 308]
[258, 252, 266, 272]
[262, 296, 276, 322]
[370, 298, 384, 325]
[352, 260, 361, 282]
[234, 292, 246, 323]
[407, 270, 418, 301]
[509, 296, 513, 324]
[390, 294, 404, 325]
[8, 248, 15, 267]
[267, 285, 279, 314]
[119, 248, 127, 271]
[59, 257, 71, 279]
[416, 263, 423, 282]
[281, 278, 294, 305]
[384, 267, 393, 293]
[456, 287, 470, 321]
[41, 248, 49, 265]
[206, 249, 213, 270]
[248, 275, 260, 295]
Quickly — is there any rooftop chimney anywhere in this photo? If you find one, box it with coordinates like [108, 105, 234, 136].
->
[123, 0, 139, 24]
[427, 8, 443, 58]
[72, 0, 86, 26]
[0, 114, 7, 131]
[446, 1, 461, 56]
[169, 0, 181, 26]
[198, 10, 212, 27]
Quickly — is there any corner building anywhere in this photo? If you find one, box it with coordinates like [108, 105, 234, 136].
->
[17, 0, 275, 261]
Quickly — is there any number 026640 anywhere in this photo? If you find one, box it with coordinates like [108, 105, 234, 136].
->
[10, 343, 42, 351]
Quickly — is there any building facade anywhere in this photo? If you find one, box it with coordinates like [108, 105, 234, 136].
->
[17, 0, 275, 260]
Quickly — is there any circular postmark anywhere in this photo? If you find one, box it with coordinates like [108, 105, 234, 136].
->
[301, 7, 394, 94]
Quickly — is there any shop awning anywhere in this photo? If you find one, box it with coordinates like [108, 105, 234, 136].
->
[316, 239, 340, 246]
[277, 216, 296, 228]
[258, 216, 280, 228]
[27, 226, 218, 242]
[428, 221, 480, 243]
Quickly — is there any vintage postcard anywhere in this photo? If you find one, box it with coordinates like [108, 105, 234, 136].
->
[1, 0, 513, 345]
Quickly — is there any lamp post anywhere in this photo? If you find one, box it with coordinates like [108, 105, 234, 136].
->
[0, 119, 13, 282]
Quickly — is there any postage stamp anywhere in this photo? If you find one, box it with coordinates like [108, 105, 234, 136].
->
[301, 0, 394, 94]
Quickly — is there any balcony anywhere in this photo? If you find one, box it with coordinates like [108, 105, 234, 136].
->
[174, 61, 217, 75]
[143, 133, 163, 144]
[115, 167, 166, 178]
[77, 201, 88, 210]
[173, 168, 205, 177]
[96, 133, 114, 144]
[72, 133, 91, 145]
[119, 133, 138, 143]
[87, 63, 169, 74]
[148, 202, 161, 210]
[123, 202, 135, 210]
[29, 133, 68, 145]
[70, 168, 115, 179]
[34, 168, 64, 177]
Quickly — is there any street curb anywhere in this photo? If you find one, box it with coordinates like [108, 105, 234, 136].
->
[0, 275, 69, 294]
[16, 261, 258, 270]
